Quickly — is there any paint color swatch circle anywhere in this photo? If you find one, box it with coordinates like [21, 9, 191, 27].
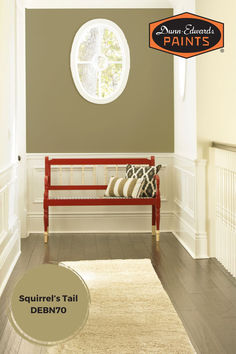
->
[9, 264, 90, 345]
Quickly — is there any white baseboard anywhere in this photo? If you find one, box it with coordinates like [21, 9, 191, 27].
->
[172, 212, 208, 259]
[27, 210, 174, 235]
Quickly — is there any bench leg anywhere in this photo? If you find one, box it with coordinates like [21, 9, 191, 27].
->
[152, 206, 156, 236]
[155, 205, 160, 242]
[44, 207, 49, 244]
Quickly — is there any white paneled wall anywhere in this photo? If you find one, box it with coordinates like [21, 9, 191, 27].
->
[212, 148, 236, 276]
[26, 153, 208, 259]
[173, 156, 208, 258]
[0, 164, 20, 296]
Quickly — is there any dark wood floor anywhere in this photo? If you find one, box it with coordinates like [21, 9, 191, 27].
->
[0, 232, 236, 354]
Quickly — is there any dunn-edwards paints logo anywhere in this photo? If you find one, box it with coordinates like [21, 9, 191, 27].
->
[149, 12, 224, 58]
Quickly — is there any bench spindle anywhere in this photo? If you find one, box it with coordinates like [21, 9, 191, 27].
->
[59, 167, 63, 185]
[70, 166, 73, 185]
[81, 166, 85, 185]
[93, 166, 96, 185]
[104, 166, 108, 185]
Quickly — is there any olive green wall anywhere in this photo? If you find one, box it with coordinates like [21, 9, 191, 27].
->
[26, 9, 173, 153]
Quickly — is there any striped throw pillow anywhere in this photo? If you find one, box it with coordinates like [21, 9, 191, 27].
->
[104, 177, 144, 198]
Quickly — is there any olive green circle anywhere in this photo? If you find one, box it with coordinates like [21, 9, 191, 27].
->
[9, 264, 90, 345]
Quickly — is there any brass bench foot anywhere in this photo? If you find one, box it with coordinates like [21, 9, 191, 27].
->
[156, 230, 160, 242]
[44, 231, 48, 244]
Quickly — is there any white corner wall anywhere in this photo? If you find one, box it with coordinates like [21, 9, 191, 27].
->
[0, 0, 21, 297]
[171, 0, 208, 257]
[173, 0, 197, 160]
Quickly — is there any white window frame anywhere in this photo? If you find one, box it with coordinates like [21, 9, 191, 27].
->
[70, 19, 130, 104]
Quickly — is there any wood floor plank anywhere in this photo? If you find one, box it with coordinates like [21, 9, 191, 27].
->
[191, 288, 236, 317]
[57, 234, 73, 262]
[179, 310, 225, 354]
[213, 319, 236, 353]
[142, 235, 153, 254]
[69, 234, 86, 261]
[108, 234, 124, 259]
[44, 234, 61, 262]
[117, 234, 136, 259]
[129, 234, 150, 259]
[83, 234, 98, 260]
[26, 235, 47, 268]
[95, 234, 111, 260]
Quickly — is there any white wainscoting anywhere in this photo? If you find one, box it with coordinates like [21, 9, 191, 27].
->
[26, 153, 174, 234]
[173, 155, 208, 258]
[26, 153, 208, 259]
[0, 163, 21, 296]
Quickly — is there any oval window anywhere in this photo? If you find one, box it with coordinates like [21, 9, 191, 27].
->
[70, 19, 130, 104]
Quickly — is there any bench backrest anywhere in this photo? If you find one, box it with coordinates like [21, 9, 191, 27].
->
[45, 156, 155, 190]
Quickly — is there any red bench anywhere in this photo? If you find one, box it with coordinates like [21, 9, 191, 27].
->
[43, 156, 161, 244]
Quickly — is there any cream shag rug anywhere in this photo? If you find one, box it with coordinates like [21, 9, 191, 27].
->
[47, 259, 195, 354]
